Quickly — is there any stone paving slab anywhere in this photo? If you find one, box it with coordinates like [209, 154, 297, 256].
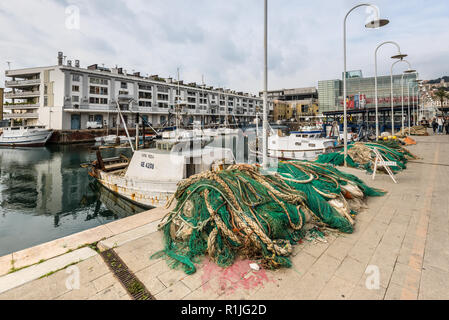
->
[0, 247, 97, 295]
[0, 203, 168, 277]
[0, 253, 131, 300]
[0, 255, 12, 277]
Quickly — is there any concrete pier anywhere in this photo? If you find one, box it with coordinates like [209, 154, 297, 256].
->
[1, 133, 448, 300]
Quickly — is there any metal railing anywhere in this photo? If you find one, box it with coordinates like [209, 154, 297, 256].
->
[3, 103, 40, 109]
[5, 79, 40, 87]
[5, 91, 40, 98]
[4, 113, 39, 119]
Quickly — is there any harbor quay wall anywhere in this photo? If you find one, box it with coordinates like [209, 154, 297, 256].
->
[48, 128, 139, 145]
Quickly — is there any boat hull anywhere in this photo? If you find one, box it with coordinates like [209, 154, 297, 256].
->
[267, 148, 334, 161]
[91, 168, 175, 209]
[0, 130, 53, 147]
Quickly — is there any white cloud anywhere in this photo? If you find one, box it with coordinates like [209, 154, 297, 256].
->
[1, 0, 448, 93]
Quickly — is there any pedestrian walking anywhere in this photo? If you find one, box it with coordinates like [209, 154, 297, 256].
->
[432, 117, 438, 134]
[445, 116, 449, 135]
[437, 116, 444, 134]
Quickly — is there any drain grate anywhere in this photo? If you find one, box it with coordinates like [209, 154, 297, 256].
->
[100, 249, 155, 300]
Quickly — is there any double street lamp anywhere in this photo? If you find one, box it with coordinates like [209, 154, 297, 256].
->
[343, 4, 389, 166]
[390, 59, 414, 136]
[374, 41, 407, 140]
[401, 68, 417, 132]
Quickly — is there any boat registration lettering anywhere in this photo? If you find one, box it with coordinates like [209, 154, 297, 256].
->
[141, 162, 155, 170]
[141, 154, 154, 159]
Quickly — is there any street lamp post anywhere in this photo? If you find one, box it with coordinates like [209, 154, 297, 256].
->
[412, 86, 417, 126]
[401, 68, 417, 132]
[343, 4, 389, 166]
[390, 59, 413, 135]
[375, 41, 407, 140]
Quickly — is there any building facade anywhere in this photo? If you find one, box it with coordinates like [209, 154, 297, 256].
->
[0, 88, 3, 121]
[261, 87, 319, 121]
[4, 53, 262, 130]
[318, 71, 420, 114]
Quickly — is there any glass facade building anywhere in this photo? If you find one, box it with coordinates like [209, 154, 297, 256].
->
[318, 73, 419, 113]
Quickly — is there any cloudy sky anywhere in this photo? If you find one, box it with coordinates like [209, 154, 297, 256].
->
[1, 0, 448, 94]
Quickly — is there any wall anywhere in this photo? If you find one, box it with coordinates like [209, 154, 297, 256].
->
[0, 88, 3, 121]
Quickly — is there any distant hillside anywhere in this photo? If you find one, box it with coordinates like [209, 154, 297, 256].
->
[427, 76, 449, 84]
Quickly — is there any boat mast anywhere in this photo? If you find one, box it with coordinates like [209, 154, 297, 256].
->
[115, 99, 134, 152]
[202, 74, 205, 128]
[176, 67, 180, 135]
[262, 0, 268, 169]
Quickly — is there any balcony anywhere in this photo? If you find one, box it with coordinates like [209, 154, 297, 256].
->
[5, 91, 40, 99]
[5, 79, 40, 87]
[4, 112, 39, 120]
[63, 104, 117, 112]
[4, 103, 40, 110]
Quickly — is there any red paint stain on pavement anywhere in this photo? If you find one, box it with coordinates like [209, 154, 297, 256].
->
[200, 259, 275, 296]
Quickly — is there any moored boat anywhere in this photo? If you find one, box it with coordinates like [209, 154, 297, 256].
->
[0, 126, 53, 147]
[250, 126, 338, 161]
[88, 137, 235, 208]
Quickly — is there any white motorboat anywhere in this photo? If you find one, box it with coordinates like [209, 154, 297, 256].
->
[268, 127, 337, 161]
[0, 126, 53, 147]
[89, 138, 235, 208]
[250, 126, 338, 161]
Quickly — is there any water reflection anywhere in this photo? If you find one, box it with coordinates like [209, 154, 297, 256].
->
[0, 144, 140, 256]
[0, 128, 286, 256]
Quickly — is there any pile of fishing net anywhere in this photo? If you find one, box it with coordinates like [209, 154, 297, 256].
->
[153, 162, 385, 274]
[396, 125, 429, 137]
[316, 142, 418, 174]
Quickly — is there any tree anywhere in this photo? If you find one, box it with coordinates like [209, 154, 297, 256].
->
[435, 88, 448, 109]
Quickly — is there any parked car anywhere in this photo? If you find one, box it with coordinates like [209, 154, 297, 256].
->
[86, 121, 103, 129]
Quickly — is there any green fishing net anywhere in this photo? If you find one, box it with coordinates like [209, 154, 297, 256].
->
[153, 161, 385, 275]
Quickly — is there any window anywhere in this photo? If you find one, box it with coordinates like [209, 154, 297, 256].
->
[158, 102, 168, 108]
[121, 82, 128, 89]
[89, 86, 108, 95]
[138, 84, 152, 91]
[157, 86, 169, 93]
[89, 97, 108, 105]
[139, 101, 152, 107]
[44, 85, 48, 95]
[157, 94, 169, 101]
[44, 96, 48, 106]
[73, 74, 81, 82]
[119, 90, 129, 95]
[72, 96, 79, 102]
[72, 85, 80, 92]
[89, 77, 108, 85]
[89, 115, 94, 121]
[139, 92, 152, 99]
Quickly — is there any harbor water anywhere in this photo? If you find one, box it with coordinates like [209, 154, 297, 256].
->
[0, 128, 280, 257]
[0, 144, 142, 257]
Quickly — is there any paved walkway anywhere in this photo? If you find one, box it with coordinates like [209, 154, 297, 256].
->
[0, 133, 448, 300]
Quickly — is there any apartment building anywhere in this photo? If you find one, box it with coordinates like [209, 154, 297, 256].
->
[260, 87, 319, 121]
[4, 52, 262, 130]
